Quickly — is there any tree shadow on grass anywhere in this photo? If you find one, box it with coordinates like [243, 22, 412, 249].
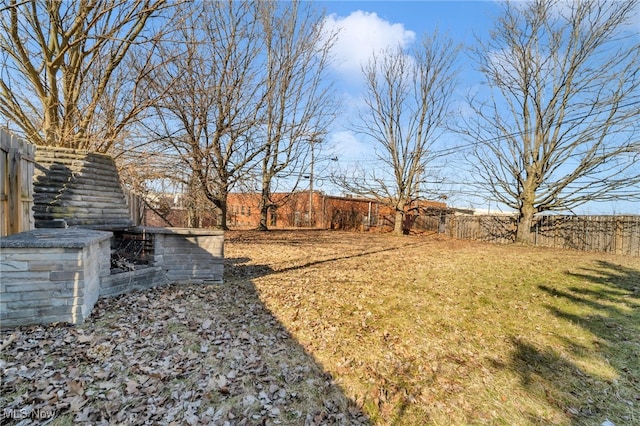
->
[224, 241, 430, 425]
[509, 260, 640, 425]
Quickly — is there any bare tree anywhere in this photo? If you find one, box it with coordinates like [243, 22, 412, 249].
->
[463, 0, 640, 243]
[114, 147, 189, 227]
[334, 33, 460, 235]
[141, 1, 266, 230]
[0, 0, 170, 151]
[254, 0, 338, 230]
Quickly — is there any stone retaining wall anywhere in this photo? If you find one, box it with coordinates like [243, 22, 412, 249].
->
[0, 228, 224, 328]
[100, 266, 167, 298]
[1, 147, 226, 328]
[0, 229, 111, 328]
[149, 227, 224, 284]
[33, 147, 133, 228]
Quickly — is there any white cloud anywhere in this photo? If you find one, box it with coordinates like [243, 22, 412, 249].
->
[320, 12, 415, 171]
[327, 130, 369, 159]
[323, 11, 416, 78]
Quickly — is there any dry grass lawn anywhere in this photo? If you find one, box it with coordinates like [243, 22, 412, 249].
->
[1, 230, 638, 425]
[226, 230, 640, 425]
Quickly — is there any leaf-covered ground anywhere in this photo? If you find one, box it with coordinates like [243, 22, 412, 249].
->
[2, 230, 639, 425]
[0, 233, 370, 425]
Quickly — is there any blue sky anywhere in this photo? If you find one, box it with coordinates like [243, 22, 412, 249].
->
[312, 1, 640, 215]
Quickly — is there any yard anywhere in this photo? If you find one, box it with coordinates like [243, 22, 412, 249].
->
[1, 230, 639, 425]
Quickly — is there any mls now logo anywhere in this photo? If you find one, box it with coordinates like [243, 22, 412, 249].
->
[2, 407, 56, 420]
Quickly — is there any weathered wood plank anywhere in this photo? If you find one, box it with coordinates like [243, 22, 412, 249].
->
[1, 129, 36, 237]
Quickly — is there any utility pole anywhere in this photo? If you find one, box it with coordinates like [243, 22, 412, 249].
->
[308, 141, 314, 227]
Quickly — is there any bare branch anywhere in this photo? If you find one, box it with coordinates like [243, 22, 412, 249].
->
[334, 31, 460, 235]
[0, 0, 172, 150]
[253, 0, 338, 230]
[138, 0, 267, 230]
[461, 0, 640, 243]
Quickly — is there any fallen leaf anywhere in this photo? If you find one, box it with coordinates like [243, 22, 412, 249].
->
[217, 375, 228, 389]
[125, 380, 139, 395]
[76, 333, 95, 344]
[98, 381, 118, 390]
[106, 389, 120, 401]
[67, 395, 87, 412]
[67, 366, 80, 379]
[68, 379, 85, 396]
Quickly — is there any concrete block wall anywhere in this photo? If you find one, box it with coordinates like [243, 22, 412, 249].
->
[150, 228, 224, 284]
[82, 234, 111, 317]
[0, 229, 111, 327]
[100, 266, 168, 298]
[1, 227, 224, 328]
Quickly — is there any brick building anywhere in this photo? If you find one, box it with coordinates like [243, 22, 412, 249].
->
[144, 190, 447, 232]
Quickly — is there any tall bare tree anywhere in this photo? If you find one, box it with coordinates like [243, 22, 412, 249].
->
[334, 33, 460, 235]
[463, 0, 640, 243]
[254, 0, 337, 230]
[141, 0, 266, 230]
[0, 0, 170, 151]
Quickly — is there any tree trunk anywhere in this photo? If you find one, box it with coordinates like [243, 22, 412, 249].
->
[515, 203, 535, 244]
[393, 209, 405, 236]
[256, 212, 269, 231]
[218, 191, 229, 231]
[257, 204, 269, 231]
[187, 207, 196, 228]
[257, 186, 270, 231]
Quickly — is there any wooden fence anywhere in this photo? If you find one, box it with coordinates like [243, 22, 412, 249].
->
[447, 214, 640, 257]
[445, 215, 516, 244]
[532, 215, 640, 256]
[1, 129, 36, 237]
[123, 188, 145, 226]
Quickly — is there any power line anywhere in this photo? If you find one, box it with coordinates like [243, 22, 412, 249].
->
[330, 98, 640, 161]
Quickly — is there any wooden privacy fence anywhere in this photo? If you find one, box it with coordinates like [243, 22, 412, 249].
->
[447, 214, 640, 257]
[445, 215, 515, 244]
[1, 129, 36, 237]
[532, 215, 640, 256]
[123, 188, 144, 226]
